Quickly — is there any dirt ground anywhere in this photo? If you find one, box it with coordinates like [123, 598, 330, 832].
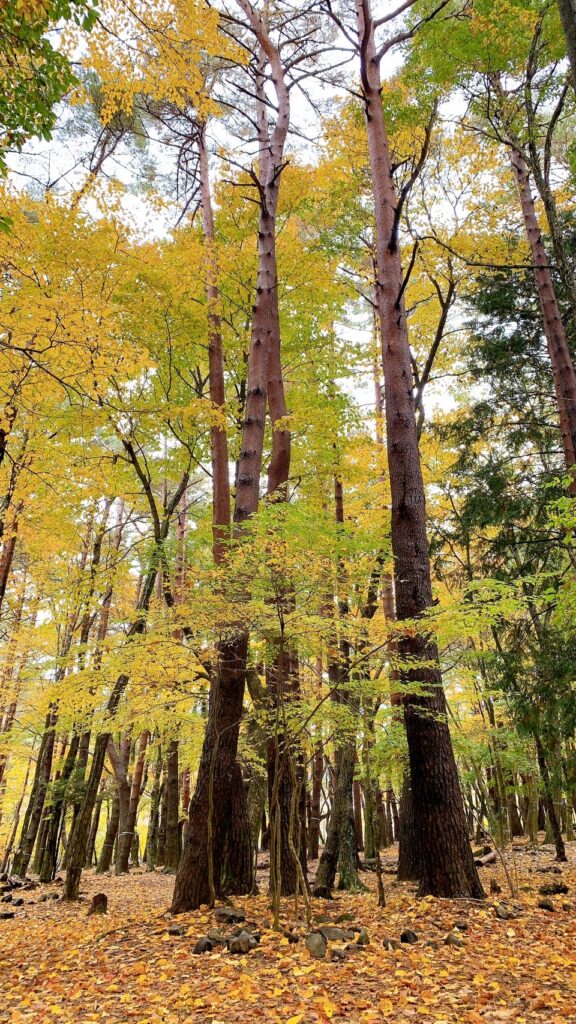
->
[1, 843, 575, 1024]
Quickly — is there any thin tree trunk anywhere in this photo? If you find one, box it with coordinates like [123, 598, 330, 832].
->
[86, 794, 103, 867]
[13, 707, 58, 877]
[509, 147, 576, 475]
[198, 123, 231, 565]
[308, 731, 323, 860]
[117, 730, 149, 873]
[313, 480, 361, 898]
[146, 747, 163, 871]
[97, 793, 120, 873]
[39, 733, 80, 882]
[164, 739, 181, 873]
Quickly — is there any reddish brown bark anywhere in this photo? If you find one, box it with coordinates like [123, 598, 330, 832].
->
[172, 0, 292, 914]
[509, 147, 576, 476]
[355, 0, 483, 899]
[198, 125, 231, 564]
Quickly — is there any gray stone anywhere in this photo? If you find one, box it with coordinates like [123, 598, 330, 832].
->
[214, 906, 245, 924]
[382, 937, 401, 950]
[167, 925, 185, 936]
[1, 894, 12, 903]
[444, 931, 464, 948]
[193, 937, 213, 954]
[345, 941, 368, 954]
[0, 911, 15, 919]
[305, 932, 327, 959]
[12, 897, 24, 907]
[356, 928, 370, 946]
[537, 898, 555, 912]
[495, 903, 511, 920]
[206, 928, 227, 944]
[228, 932, 253, 954]
[453, 919, 468, 931]
[331, 946, 347, 960]
[400, 929, 418, 944]
[319, 926, 347, 941]
[335, 912, 355, 923]
[424, 940, 439, 950]
[283, 931, 299, 944]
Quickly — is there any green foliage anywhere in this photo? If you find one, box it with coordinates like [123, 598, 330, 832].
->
[0, 0, 98, 176]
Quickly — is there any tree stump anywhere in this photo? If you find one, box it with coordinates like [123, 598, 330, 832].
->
[87, 893, 108, 915]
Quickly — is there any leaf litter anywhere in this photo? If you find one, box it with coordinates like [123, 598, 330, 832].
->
[1, 844, 575, 1024]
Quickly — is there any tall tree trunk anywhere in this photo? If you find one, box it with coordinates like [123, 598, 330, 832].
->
[164, 739, 181, 873]
[198, 124, 231, 566]
[313, 480, 361, 898]
[86, 794, 102, 867]
[355, 0, 483, 898]
[308, 733, 323, 860]
[109, 734, 132, 875]
[117, 730, 149, 873]
[0, 516, 19, 617]
[397, 776, 420, 881]
[172, 2, 291, 914]
[12, 706, 58, 877]
[97, 792, 120, 873]
[353, 779, 364, 852]
[146, 746, 163, 871]
[557, 0, 576, 94]
[535, 732, 567, 861]
[509, 147, 576, 476]
[39, 733, 80, 882]
[172, 634, 250, 910]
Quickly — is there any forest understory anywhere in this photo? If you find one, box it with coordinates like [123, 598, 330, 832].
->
[2, 842, 575, 1024]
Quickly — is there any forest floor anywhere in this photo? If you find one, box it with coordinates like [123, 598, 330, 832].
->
[1, 842, 575, 1024]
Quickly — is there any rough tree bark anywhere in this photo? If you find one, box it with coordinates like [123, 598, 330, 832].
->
[557, 0, 576, 94]
[355, 0, 484, 898]
[509, 146, 576, 476]
[164, 739, 181, 873]
[172, 0, 291, 913]
[116, 730, 149, 874]
[97, 792, 120, 873]
[108, 734, 132, 875]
